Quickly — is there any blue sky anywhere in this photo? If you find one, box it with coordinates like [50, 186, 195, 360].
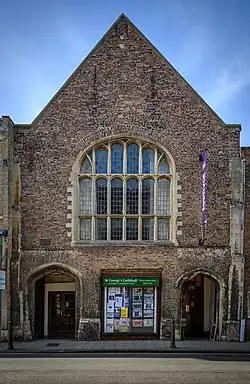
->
[1, 0, 250, 145]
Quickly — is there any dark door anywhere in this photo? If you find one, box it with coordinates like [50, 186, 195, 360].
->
[182, 275, 204, 338]
[48, 292, 75, 339]
[35, 277, 45, 339]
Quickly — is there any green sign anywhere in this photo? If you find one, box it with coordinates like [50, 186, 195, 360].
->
[103, 277, 159, 287]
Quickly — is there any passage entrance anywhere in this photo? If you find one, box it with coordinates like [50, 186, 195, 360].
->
[48, 292, 75, 339]
[181, 274, 217, 339]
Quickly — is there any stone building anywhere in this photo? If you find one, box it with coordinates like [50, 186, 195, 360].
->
[0, 14, 249, 341]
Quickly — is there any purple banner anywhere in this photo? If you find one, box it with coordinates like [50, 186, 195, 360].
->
[200, 151, 207, 225]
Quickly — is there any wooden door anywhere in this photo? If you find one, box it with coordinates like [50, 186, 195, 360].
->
[48, 292, 75, 339]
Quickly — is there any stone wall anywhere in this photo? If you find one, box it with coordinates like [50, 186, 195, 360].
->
[2, 15, 244, 341]
[242, 148, 250, 339]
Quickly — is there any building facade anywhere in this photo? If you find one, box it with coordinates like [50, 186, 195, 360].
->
[0, 14, 249, 341]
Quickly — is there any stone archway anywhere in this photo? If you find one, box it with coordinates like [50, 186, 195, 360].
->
[175, 268, 225, 340]
[26, 263, 82, 340]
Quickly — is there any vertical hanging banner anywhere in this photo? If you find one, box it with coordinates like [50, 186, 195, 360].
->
[200, 151, 207, 225]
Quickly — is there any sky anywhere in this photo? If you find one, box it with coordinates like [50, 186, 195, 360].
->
[1, 0, 250, 145]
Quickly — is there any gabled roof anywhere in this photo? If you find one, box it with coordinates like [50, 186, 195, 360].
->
[32, 13, 225, 125]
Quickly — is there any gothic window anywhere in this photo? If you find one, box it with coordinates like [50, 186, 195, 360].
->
[78, 139, 171, 242]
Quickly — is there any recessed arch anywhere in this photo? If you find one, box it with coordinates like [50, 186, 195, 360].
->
[26, 262, 82, 340]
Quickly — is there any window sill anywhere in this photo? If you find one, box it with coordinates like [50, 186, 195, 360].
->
[73, 240, 175, 247]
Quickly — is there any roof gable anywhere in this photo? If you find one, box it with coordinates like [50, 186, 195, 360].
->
[32, 13, 225, 125]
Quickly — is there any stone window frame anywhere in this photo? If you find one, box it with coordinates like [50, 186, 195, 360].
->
[69, 135, 178, 246]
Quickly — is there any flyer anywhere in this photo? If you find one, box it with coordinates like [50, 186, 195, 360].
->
[144, 310, 153, 318]
[107, 301, 115, 311]
[106, 318, 114, 332]
[133, 288, 142, 294]
[120, 307, 128, 318]
[144, 302, 154, 310]
[114, 308, 120, 318]
[132, 320, 143, 327]
[115, 287, 121, 294]
[115, 296, 123, 308]
[144, 287, 154, 294]
[132, 309, 142, 318]
[144, 294, 154, 303]
[109, 287, 116, 295]
[114, 319, 120, 330]
[108, 294, 115, 301]
[119, 318, 130, 332]
[144, 319, 153, 327]
[106, 311, 114, 319]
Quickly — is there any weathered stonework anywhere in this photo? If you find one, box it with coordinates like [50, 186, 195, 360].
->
[1, 14, 249, 342]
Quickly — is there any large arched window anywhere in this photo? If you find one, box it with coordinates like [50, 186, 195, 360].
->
[78, 139, 172, 242]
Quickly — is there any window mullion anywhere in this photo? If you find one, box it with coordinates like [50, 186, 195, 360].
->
[138, 176, 142, 241]
[91, 177, 95, 240]
[139, 142, 142, 174]
[123, 176, 126, 241]
[107, 177, 111, 241]
[107, 143, 111, 174]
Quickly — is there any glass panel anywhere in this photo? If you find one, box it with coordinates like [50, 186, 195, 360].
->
[126, 179, 138, 214]
[127, 144, 139, 174]
[157, 178, 170, 214]
[126, 218, 138, 240]
[80, 157, 92, 173]
[158, 218, 169, 240]
[142, 148, 154, 174]
[142, 178, 154, 214]
[158, 157, 169, 174]
[111, 178, 123, 214]
[79, 179, 92, 214]
[111, 144, 123, 174]
[95, 148, 107, 174]
[95, 218, 107, 240]
[111, 218, 123, 240]
[142, 218, 154, 240]
[105, 286, 130, 333]
[96, 178, 107, 214]
[80, 218, 91, 240]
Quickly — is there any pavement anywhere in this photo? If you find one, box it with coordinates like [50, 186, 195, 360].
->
[0, 339, 250, 354]
[1, 356, 250, 383]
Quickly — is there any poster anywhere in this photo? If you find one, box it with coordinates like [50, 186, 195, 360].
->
[132, 309, 142, 318]
[106, 318, 114, 333]
[109, 287, 116, 295]
[114, 319, 120, 330]
[133, 294, 142, 303]
[144, 302, 154, 310]
[106, 311, 114, 319]
[119, 318, 130, 332]
[120, 307, 128, 318]
[107, 301, 115, 311]
[115, 287, 121, 294]
[144, 294, 154, 303]
[114, 308, 120, 318]
[133, 288, 142, 294]
[108, 294, 115, 301]
[144, 319, 153, 327]
[144, 310, 153, 318]
[144, 287, 153, 294]
[115, 296, 123, 308]
[132, 320, 143, 327]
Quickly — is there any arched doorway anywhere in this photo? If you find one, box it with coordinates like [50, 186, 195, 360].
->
[177, 270, 224, 340]
[27, 263, 82, 340]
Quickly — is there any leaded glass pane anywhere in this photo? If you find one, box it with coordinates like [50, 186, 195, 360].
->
[111, 178, 123, 214]
[158, 157, 169, 174]
[127, 144, 139, 174]
[142, 148, 154, 174]
[96, 178, 107, 214]
[111, 144, 123, 174]
[142, 178, 154, 214]
[80, 157, 92, 173]
[79, 179, 92, 214]
[126, 218, 138, 240]
[126, 178, 138, 214]
[95, 148, 107, 173]
[80, 218, 91, 240]
[142, 218, 154, 240]
[157, 179, 170, 214]
[158, 218, 169, 240]
[95, 218, 107, 240]
[111, 218, 123, 240]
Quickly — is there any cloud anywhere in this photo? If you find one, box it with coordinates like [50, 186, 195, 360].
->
[204, 58, 250, 108]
